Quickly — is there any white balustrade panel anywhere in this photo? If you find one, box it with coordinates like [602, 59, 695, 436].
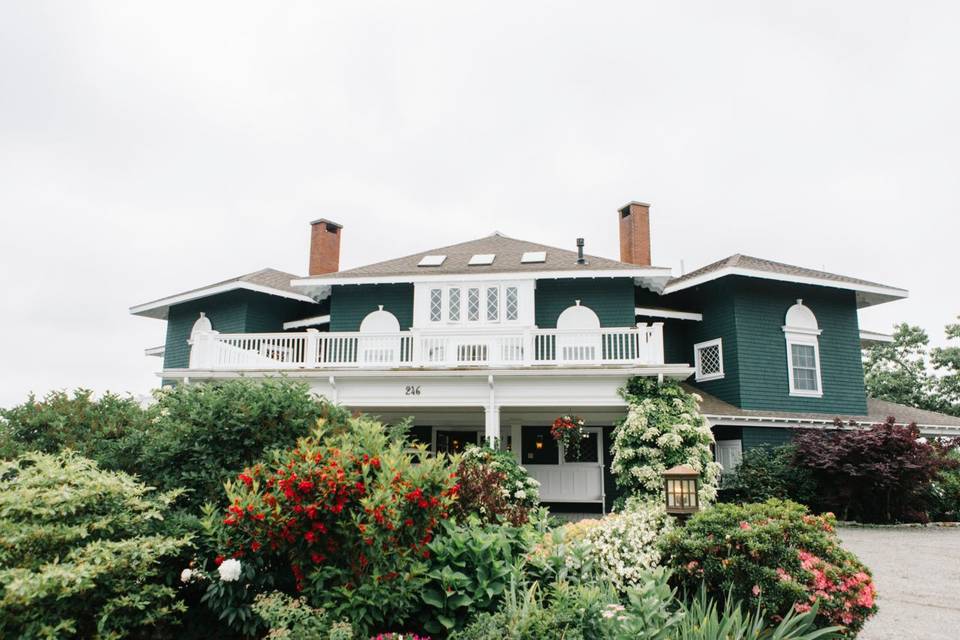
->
[527, 465, 605, 503]
[190, 324, 664, 370]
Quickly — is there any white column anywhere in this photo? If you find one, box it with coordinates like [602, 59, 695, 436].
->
[484, 374, 499, 445]
[510, 423, 522, 463]
[650, 322, 665, 365]
[305, 329, 319, 368]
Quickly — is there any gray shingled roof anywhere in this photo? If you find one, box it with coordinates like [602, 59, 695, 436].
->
[131, 268, 309, 319]
[318, 232, 651, 279]
[668, 254, 898, 290]
[687, 384, 960, 432]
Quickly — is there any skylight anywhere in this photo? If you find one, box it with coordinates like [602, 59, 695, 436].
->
[468, 254, 495, 266]
[521, 251, 546, 263]
[418, 255, 447, 267]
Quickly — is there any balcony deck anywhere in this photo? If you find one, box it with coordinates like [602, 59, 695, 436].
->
[187, 324, 665, 371]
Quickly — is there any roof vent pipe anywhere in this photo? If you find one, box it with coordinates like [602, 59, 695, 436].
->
[576, 238, 586, 264]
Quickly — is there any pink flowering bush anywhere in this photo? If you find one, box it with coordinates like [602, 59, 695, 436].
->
[661, 499, 877, 635]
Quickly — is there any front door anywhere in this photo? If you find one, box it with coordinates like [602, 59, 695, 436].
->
[435, 430, 480, 455]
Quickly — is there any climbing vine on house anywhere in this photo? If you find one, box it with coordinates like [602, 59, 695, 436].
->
[610, 377, 721, 508]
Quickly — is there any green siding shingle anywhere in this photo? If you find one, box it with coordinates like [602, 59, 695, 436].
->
[329, 284, 415, 332]
[741, 426, 795, 450]
[535, 278, 635, 328]
[162, 291, 325, 369]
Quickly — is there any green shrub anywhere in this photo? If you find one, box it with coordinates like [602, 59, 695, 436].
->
[420, 518, 533, 635]
[661, 500, 877, 634]
[0, 451, 191, 639]
[611, 378, 721, 508]
[527, 503, 671, 591]
[451, 444, 540, 526]
[0, 389, 148, 468]
[203, 414, 458, 637]
[454, 569, 839, 640]
[137, 379, 333, 511]
[721, 445, 817, 506]
[250, 591, 352, 640]
[930, 450, 960, 521]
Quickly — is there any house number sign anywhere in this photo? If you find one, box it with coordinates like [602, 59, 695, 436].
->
[404, 385, 422, 396]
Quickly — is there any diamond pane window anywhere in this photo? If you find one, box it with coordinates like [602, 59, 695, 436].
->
[505, 286, 518, 321]
[694, 339, 724, 381]
[486, 287, 499, 321]
[448, 287, 461, 321]
[467, 288, 480, 321]
[791, 344, 819, 391]
[429, 288, 442, 322]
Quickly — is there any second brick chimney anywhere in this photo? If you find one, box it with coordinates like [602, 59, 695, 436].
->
[618, 201, 651, 266]
[309, 219, 343, 275]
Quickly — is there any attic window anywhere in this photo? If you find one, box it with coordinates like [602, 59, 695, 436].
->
[418, 255, 447, 267]
[520, 251, 546, 263]
[694, 339, 724, 382]
[468, 254, 495, 266]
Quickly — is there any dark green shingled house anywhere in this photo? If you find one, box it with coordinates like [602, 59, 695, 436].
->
[131, 203, 960, 511]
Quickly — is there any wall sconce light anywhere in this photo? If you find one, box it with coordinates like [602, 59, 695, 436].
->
[663, 464, 700, 520]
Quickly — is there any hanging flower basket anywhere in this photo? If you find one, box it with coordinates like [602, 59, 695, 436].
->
[551, 414, 586, 459]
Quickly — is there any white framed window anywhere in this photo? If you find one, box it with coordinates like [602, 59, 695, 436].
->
[467, 288, 481, 321]
[694, 338, 724, 381]
[448, 287, 461, 321]
[505, 286, 519, 321]
[486, 286, 499, 321]
[783, 299, 823, 398]
[429, 289, 443, 322]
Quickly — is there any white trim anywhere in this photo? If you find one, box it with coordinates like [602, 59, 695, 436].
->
[859, 330, 894, 345]
[786, 337, 823, 397]
[144, 345, 165, 357]
[705, 415, 960, 437]
[694, 338, 724, 382]
[663, 266, 908, 302]
[292, 267, 673, 288]
[130, 282, 317, 318]
[283, 314, 330, 330]
[635, 307, 702, 321]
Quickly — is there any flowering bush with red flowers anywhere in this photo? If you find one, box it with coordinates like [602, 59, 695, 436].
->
[550, 414, 586, 458]
[203, 414, 458, 636]
[661, 499, 877, 635]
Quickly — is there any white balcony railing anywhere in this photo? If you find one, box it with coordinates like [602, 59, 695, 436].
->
[187, 324, 665, 370]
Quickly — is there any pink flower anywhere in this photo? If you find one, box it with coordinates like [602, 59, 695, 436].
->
[739, 521, 752, 531]
[752, 585, 761, 596]
[794, 603, 812, 613]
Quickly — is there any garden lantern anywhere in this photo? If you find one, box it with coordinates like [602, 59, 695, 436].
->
[663, 464, 700, 518]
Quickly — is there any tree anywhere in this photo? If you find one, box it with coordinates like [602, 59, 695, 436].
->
[862, 323, 943, 413]
[931, 316, 960, 416]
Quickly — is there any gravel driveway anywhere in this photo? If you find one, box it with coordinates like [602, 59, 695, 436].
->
[839, 527, 960, 640]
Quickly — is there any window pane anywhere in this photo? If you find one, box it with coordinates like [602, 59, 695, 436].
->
[486, 287, 499, 321]
[448, 287, 460, 321]
[521, 426, 559, 464]
[792, 344, 816, 368]
[563, 431, 599, 463]
[467, 288, 480, 321]
[429, 289, 442, 321]
[697, 343, 721, 376]
[791, 344, 818, 391]
[505, 286, 519, 321]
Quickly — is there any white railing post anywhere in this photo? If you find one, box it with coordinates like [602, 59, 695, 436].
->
[635, 322, 648, 364]
[649, 322, 665, 365]
[522, 328, 533, 366]
[305, 329, 319, 368]
[188, 329, 219, 369]
[410, 328, 422, 367]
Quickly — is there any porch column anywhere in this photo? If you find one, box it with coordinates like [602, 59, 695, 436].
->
[484, 374, 499, 445]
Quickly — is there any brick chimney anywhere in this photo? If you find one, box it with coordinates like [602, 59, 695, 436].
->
[618, 201, 651, 266]
[309, 219, 343, 275]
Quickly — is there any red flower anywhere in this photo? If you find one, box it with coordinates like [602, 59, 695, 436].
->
[214, 555, 225, 566]
[238, 473, 253, 487]
[251, 541, 262, 552]
[298, 480, 315, 493]
[305, 531, 316, 543]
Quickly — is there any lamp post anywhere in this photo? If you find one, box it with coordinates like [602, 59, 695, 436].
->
[663, 464, 700, 521]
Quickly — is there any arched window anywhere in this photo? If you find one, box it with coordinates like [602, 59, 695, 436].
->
[783, 299, 822, 397]
[359, 306, 402, 365]
[556, 301, 601, 362]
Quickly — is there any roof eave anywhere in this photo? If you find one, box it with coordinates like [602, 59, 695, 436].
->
[663, 266, 908, 308]
[130, 282, 317, 320]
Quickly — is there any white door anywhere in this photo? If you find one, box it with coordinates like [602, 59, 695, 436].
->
[715, 439, 743, 475]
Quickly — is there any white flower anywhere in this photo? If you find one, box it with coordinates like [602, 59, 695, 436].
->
[514, 490, 526, 500]
[218, 558, 242, 582]
[180, 568, 193, 583]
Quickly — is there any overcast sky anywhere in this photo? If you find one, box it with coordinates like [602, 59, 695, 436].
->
[1, 1, 957, 407]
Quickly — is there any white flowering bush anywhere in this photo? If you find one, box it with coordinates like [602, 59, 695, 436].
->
[528, 503, 672, 591]
[217, 558, 242, 582]
[453, 444, 541, 525]
[611, 377, 722, 507]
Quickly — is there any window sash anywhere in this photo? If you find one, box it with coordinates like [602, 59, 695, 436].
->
[505, 286, 518, 321]
[448, 288, 461, 321]
[429, 289, 442, 322]
[790, 343, 819, 391]
[467, 288, 480, 321]
[486, 286, 499, 321]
